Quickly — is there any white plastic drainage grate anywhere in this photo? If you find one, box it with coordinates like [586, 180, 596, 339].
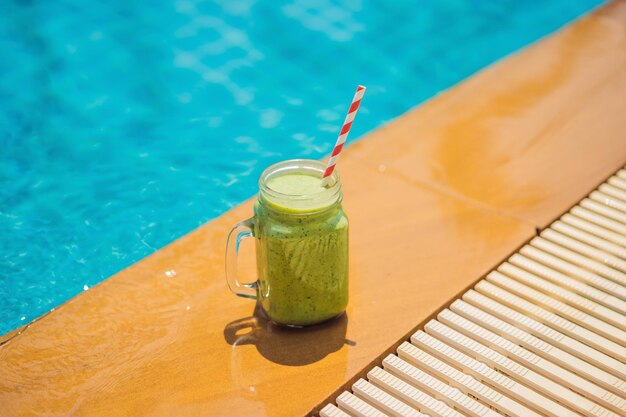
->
[320, 168, 626, 417]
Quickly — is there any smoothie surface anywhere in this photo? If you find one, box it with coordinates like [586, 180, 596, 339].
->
[267, 173, 325, 196]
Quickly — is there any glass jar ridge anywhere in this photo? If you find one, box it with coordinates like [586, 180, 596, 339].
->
[258, 159, 342, 214]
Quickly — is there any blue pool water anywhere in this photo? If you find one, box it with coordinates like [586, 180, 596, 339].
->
[1, 0, 604, 335]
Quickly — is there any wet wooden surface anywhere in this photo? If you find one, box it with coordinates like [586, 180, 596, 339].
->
[2, 2, 626, 416]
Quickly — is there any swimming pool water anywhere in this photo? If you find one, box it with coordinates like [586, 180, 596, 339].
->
[0, 0, 604, 335]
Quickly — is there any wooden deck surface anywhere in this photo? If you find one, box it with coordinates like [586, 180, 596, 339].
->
[2, 2, 626, 416]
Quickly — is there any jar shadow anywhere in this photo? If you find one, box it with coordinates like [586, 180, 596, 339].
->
[223, 303, 353, 366]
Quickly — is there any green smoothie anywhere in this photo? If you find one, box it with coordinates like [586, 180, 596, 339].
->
[254, 171, 349, 326]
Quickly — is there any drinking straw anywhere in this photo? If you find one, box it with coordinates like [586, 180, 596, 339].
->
[321, 85, 366, 186]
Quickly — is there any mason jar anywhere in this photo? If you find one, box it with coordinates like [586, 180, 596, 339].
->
[225, 159, 349, 327]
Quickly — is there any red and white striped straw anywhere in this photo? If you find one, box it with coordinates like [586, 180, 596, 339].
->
[321, 85, 366, 185]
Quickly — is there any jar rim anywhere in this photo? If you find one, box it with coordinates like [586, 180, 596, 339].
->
[258, 159, 342, 212]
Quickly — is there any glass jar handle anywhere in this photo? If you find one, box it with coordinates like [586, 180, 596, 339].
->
[225, 218, 258, 300]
